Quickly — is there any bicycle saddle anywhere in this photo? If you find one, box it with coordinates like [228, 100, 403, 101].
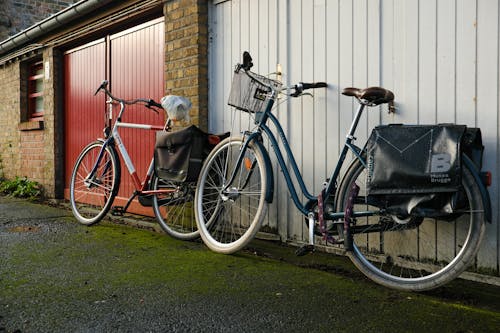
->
[342, 87, 394, 106]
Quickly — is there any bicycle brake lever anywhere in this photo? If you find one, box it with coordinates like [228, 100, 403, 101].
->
[147, 105, 159, 114]
[291, 92, 313, 98]
[145, 100, 160, 114]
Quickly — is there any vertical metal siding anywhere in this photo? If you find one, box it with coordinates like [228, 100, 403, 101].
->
[208, 0, 500, 273]
[475, 0, 499, 269]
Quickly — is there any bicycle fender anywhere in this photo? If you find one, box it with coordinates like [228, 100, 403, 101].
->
[251, 138, 274, 204]
[463, 155, 492, 223]
[95, 138, 121, 195]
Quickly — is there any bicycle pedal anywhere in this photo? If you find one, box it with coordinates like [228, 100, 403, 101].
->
[295, 244, 315, 257]
[111, 206, 125, 216]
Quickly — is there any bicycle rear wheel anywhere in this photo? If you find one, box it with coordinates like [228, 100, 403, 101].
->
[70, 141, 120, 225]
[152, 177, 199, 240]
[336, 157, 485, 291]
[195, 137, 268, 254]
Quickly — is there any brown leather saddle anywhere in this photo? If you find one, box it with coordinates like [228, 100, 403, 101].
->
[342, 87, 395, 111]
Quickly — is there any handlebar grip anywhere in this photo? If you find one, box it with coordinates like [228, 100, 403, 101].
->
[94, 80, 109, 96]
[301, 82, 327, 90]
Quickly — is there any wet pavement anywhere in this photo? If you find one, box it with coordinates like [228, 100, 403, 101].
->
[1, 196, 499, 332]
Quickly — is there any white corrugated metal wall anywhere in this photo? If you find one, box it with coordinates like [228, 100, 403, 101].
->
[208, 0, 499, 273]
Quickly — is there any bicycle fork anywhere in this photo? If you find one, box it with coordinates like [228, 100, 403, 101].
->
[85, 139, 114, 189]
[220, 134, 259, 201]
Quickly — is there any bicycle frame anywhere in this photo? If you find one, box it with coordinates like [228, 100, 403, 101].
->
[86, 98, 175, 211]
[197, 58, 490, 289]
[227, 89, 375, 222]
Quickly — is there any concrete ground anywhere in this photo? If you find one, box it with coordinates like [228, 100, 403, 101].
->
[0, 196, 499, 333]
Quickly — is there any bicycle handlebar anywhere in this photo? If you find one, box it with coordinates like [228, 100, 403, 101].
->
[301, 82, 328, 89]
[94, 80, 109, 96]
[290, 82, 328, 97]
[237, 52, 327, 98]
[94, 80, 162, 112]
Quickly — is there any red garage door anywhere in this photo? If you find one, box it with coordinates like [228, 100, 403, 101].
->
[64, 18, 165, 216]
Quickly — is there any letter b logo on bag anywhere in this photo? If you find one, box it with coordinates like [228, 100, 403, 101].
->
[431, 153, 451, 173]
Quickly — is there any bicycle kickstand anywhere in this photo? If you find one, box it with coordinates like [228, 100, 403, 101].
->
[111, 191, 138, 216]
[295, 212, 316, 256]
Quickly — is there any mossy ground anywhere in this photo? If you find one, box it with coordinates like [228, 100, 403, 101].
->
[1, 197, 499, 332]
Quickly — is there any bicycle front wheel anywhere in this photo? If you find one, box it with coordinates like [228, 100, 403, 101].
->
[70, 141, 120, 225]
[152, 177, 199, 240]
[336, 157, 485, 291]
[195, 137, 268, 254]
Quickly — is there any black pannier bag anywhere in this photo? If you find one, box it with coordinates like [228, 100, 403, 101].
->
[364, 124, 484, 218]
[139, 126, 227, 207]
[154, 125, 228, 183]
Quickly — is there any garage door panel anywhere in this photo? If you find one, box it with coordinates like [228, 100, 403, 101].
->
[64, 18, 164, 216]
[64, 40, 106, 189]
[110, 18, 165, 200]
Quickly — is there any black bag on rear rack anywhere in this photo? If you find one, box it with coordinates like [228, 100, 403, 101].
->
[154, 125, 208, 183]
[154, 125, 230, 183]
[364, 124, 481, 218]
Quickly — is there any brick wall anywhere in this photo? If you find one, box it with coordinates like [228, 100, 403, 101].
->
[20, 130, 46, 183]
[0, 0, 79, 41]
[0, 62, 21, 181]
[164, 0, 209, 130]
[0, 48, 58, 197]
[0, 0, 210, 199]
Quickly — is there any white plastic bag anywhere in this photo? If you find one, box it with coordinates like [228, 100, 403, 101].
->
[160, 95, 192, 122]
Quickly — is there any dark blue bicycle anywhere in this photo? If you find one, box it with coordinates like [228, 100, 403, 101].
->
[194, 52, 490, 291]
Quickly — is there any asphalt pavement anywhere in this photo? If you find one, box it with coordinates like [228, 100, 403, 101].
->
[1, 196, 499, 333]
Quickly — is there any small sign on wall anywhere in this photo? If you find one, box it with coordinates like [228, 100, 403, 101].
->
[44, 61, 50, 80]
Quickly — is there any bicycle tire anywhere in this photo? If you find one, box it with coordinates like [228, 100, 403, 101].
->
[335, 156, 485, 291]
[152, 176, 199, 240]
[195, 137, 268, 254]
[70, 141, 120, 225]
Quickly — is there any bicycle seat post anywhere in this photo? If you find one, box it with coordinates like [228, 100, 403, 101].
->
[347, 103, 366, 140]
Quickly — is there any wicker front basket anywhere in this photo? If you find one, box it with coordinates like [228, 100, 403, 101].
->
[228, 69, 282, 113]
